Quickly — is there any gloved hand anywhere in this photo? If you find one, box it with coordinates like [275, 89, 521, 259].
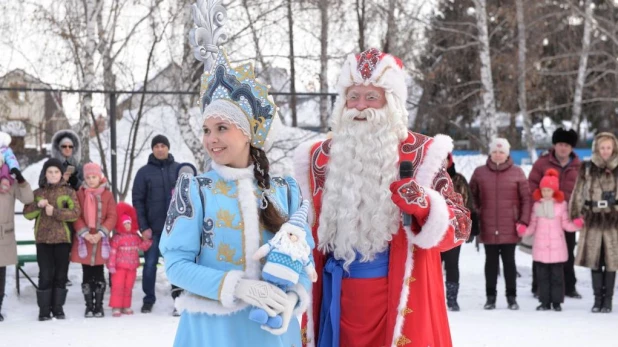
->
[261, 292, 298, 335]
[389, 179, 430, 218]
[573, 218, 584, 229]
[141, 229, 152, 240]
[10, 168, 25, 184]
[234, 279, 287, 317]
[466, 235, 475, 244]
[516, 223, 527, 236]
[108, 266, 116, 274]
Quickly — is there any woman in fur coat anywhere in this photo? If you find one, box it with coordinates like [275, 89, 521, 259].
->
[570, 132, 618, 313]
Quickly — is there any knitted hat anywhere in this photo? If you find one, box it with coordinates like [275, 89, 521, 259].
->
[552, 128, 578, 147]
[151, 134, 170, 149]
[489, 138, 510, 156]
[121, 214, 132, 225]
[42, 158, 65, 175]
[539, 169, 559, 192]
[59, 137, 74, 147]
[83, 162, 102, 177]
[288, 200, 309, 231]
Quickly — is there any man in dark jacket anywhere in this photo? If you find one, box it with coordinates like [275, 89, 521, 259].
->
[527, 128, 582, 298]
[132, 135, 180, 314]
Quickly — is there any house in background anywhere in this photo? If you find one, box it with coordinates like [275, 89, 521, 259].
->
[0, 69, 71, 150]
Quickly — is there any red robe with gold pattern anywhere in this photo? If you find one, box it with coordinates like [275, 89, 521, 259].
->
[295, 131, 471, 347]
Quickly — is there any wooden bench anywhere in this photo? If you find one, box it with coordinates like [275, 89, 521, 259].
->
[16, 240, 38, 296]
[15, 240, 149, 295]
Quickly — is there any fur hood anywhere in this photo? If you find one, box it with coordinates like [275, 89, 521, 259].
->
[591, 132, 618, 170]
[115, 202, 139, 234]
[51, 129, 81, 165]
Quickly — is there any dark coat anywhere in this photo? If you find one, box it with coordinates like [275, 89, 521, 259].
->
[528, 148, 581, 202]
[132, 153, 179, 233]
[470, 157, 531, 245]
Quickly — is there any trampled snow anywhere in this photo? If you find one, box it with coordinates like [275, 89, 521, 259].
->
[3, 215, 614, 346]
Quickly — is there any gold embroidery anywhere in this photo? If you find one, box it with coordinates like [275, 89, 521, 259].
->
[213, 180, 238, 198]
[216, 243, 245, 265]
[410, 245, 415, 253]
[401, 307, 413, 316]
[216, 210, 243, 230]
[395, 335, 412, 346]
[301, 327, 311, 344]
[405, 276, 416, 285]
[217, 272, 228, 300]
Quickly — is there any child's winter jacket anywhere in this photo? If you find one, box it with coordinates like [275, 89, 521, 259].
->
[523, 200, 580, 263]
[107, 203, 152, 272]
[71, 181, 117, 266]
[23, 182, 80, 244]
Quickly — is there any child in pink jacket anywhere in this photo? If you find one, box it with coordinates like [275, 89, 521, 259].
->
[107, 202, 152, 317]
[517, 169, 583, 311]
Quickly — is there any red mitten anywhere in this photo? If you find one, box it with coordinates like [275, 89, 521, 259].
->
[573, 218, 584, 229]
[389, 178, 431, 219]
[516, 223, 527, 236]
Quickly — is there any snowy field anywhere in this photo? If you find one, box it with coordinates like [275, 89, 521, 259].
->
[3, 215, 616, 347]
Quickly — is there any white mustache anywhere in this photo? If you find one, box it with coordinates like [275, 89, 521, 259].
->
[342, 107, 385, 123]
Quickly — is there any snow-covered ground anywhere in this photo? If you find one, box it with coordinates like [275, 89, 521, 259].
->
[3, 215, 615, 346]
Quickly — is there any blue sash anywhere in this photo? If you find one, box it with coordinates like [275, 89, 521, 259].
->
[317, 249, 389, 347]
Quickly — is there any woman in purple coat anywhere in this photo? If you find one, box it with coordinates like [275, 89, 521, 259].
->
[470, 138, 531, 311]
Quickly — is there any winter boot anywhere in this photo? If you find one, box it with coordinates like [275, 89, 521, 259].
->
[0, 295, 4, 322]
[552, 303, 562, 311]
[483, 296, 496, 310]
[82, 283, 94, 318]
[536, 303, 550, 311]
[51, 288, 68, 319]
[93, 281, 106, 318]
[445, 282, 460, 311]
[591, 271, 604, 313]
[506, 296, 519, 310]
[36, 289, 53, 321]
[601, 271, 615, 313]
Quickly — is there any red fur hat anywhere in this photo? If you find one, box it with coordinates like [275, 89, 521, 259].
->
[115, 202, 139, 233]
[533, 169, 564, 202]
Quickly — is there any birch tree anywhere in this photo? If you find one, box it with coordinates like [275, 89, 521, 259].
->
[516, 0, 536, 161]
[474, 0, 497, 148]
[571, 0, 593, 139]
[318, 0, 329, 130]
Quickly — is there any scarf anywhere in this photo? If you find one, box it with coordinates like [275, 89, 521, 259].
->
[535, 199, 555, 219]
[83, 185, 105, 229]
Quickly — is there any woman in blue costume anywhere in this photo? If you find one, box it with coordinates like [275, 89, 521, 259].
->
[159, 50, 314, 346]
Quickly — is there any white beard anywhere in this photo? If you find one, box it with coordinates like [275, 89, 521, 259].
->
[318, 105, 407, 270]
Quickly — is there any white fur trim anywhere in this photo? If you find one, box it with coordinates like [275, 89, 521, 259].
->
[175, 291, 248, 316]
[293, 140, 320, 225]
[219, 270, 245, 308]
[289, 283, 311, 317]
[305, 304, 316, 347]
[415, 134, 453, 187]
[236, 177, 262, 281]
[211, 162, 254, 181]
[407, 188, 450, 249]
[391, 226, 415, 346]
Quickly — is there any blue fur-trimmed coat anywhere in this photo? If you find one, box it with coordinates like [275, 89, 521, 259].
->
[159, 162, 314, 347]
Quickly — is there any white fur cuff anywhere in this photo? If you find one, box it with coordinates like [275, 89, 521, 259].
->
[289, 283, 311, 316]
[220, 270, 245, 308]
[408, 188, 450, 249]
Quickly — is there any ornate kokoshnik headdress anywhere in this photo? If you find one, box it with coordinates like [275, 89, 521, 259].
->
[198, 49, 279, 151]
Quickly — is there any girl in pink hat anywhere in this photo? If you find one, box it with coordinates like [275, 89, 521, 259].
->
[517, 169, 583, 311]
[72, 162, 117, 318]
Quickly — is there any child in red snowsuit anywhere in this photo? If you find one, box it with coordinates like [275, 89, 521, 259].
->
[107, 202, 152, 317]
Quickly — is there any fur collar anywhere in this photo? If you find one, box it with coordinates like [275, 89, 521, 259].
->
[211, 162, 254, 181]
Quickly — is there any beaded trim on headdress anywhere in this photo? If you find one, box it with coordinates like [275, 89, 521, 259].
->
[198, 49, 277, 150]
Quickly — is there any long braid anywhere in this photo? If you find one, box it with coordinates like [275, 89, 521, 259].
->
[250, 146, 286, 232]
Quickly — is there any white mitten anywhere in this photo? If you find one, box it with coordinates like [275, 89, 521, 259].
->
[234, 279, 287, 317]
[261, 292, 298, 335]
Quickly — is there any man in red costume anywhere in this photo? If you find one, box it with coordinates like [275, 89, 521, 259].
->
[294, 48, 471, 347]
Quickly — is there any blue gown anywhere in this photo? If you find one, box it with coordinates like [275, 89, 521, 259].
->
[160, 163, 314, 347]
